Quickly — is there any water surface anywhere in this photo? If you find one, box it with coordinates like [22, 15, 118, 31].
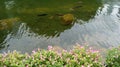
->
[0, 0, 120, 53]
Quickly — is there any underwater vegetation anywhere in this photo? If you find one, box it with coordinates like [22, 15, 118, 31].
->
[11, 0, 101, 37]
[0, 0, 102, 37]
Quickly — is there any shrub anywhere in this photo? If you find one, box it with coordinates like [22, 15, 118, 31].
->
[105, 47, 120, 67]
[0, 45, 103, 67]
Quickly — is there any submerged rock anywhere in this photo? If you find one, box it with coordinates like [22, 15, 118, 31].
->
[0, 17, 20, 30]
[61, 14, 74, 25]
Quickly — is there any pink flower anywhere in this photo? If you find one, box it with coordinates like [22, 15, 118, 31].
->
[26, 64, 29, 67]
[80, 46, 84, 48]
[89, 47, 92, 50]
[48, 45, 53, 50]
[87, 65, 90, 67]
[4, 66, 6, 67]
[37, 48, 40, 51]
[63, 49, 67, 52]
[90, 50, 99, 53]
[69, 50, 73, 54]
[2, 52, 7, 57]
[32, 50, 36, 54]
[81, 65, 85, 67]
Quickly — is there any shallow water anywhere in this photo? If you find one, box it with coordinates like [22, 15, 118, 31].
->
[0, 0, 120, 53]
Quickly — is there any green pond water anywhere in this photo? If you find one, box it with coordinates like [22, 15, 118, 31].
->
[0, 0, 120, 53]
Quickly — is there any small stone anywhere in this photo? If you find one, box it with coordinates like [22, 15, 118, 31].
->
[62, 14, 74, 25]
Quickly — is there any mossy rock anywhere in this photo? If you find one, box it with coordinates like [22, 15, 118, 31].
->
[0, 17, 20, 30]
[61, 14, 74, 25]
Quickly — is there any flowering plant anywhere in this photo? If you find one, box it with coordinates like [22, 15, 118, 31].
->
[105, 47, 120, 67]
[0, 45, 103, 67]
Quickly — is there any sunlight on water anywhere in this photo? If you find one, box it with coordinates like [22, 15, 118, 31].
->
[1, 23, 61, 53]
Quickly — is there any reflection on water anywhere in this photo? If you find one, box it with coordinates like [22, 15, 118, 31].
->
[0, 0, 120, 53]
[62, 2, 120, 48]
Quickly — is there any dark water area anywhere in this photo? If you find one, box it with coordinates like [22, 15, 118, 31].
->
[0, 0, 120, 53]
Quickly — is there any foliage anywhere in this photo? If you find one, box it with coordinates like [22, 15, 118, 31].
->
[105, 47, 120, 67]
[1, 45, 120, 67]
[0, 45, 103, 67]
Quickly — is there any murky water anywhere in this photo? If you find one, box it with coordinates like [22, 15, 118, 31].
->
[0, 0, 120, 53]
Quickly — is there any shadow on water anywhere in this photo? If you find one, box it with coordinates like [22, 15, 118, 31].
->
[2, 0, 118, 53]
